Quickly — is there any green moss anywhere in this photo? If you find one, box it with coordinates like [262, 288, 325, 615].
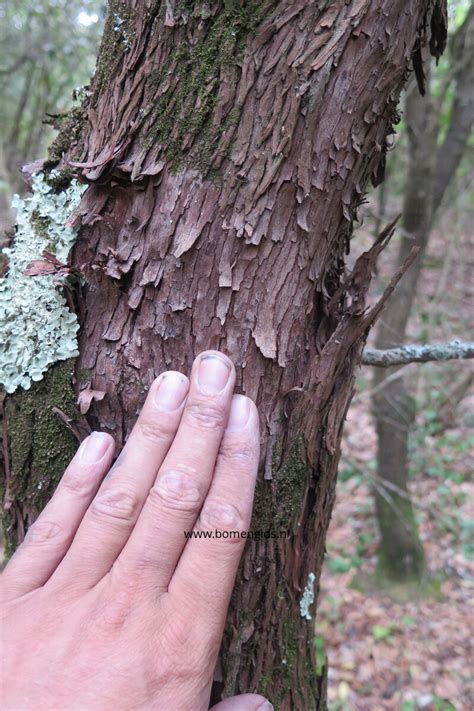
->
[351, 568, 445, 603]
[256, 624, 296, 704]
[281, 617, 298, 681]
[258, 617, 316, 708]
[93, 0, 135, 98]
[44, 3, 129, 169]
[46, 107, 86, 166]
[44, 167, 75, 192]
[144, 0, 269, 173]
[274, 438, 308, 530]
[252, 437, 308, 534]
[3, 361, 79, 552]
[29, 210, 50, 241]
[77, 366, 92, 385]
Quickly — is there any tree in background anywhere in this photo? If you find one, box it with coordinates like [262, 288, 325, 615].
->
[1, 1, 447, 707]
[371, 3, 473, 587]
[0, 0, 102, 207]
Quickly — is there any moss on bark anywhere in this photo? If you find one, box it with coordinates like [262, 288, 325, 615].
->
[251, 436, 308, 534]
[46, 107, 87, 167]
[93, 0, 136, 97]
[3, 361, 78, 553]
[375, 492, 426, 583]
[258, 616, 319, 709]
[143, 0, 269, 172]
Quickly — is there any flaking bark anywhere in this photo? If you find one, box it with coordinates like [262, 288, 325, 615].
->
[3, 1, 447, 707]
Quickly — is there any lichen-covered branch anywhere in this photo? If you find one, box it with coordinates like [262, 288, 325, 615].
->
[362, 340, 474, 367]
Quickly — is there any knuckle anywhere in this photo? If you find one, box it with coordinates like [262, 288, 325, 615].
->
[199, 500, 245, 533]
[157, 615, 207, 681]
[24, 519, 65, 546]
[61, 468, 97, 496]
[186, 400, 226, 430]
[90, 488, 139, 523]
[218, 436, 256, 464]
[138, 416, 174, 445]
[162, 610, 191, 650]
[149, 469, 203, 512]
[92, 575, 136, 634]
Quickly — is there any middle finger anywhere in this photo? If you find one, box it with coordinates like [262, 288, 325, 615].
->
[113, 351, 235, 593]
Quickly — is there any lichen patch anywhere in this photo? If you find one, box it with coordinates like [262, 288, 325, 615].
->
[0, 173, 86, 393]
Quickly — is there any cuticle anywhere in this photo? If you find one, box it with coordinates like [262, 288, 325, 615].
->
[199, 353, 231, 368]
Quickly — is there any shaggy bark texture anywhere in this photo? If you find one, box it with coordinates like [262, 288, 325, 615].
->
[3, 1, 447, 707]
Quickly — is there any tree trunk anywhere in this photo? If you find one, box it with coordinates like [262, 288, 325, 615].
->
[371, 7, 473, 585]
[2, 1, 446, 708]
[372, 79, 437, 584]
[432, 6, 474, 211]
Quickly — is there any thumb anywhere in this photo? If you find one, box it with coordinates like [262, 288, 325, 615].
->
[210, 693, 273, 711]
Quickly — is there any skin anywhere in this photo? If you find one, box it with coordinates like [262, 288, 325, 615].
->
[0, 351, 272, 711]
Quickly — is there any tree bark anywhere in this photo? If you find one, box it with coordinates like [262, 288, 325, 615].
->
[372, 7, 472, 585]
[371, 80, 436, 584]
[2, 1, 446, 708]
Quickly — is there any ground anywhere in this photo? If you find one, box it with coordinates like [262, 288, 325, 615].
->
[318, 397, 473, 710]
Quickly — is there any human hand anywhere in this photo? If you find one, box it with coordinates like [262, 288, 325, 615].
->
[1, 351, 272, 711]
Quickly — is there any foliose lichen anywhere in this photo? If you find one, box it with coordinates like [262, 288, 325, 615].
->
[299, 572, 316, 620]
[0, 172, 86, 394]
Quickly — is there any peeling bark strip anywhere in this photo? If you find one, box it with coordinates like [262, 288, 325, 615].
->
[5, 1, 447, 708]
[362, 340, 474, 367]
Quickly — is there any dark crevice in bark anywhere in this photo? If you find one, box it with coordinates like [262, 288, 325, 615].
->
[2, 1, 448, 707]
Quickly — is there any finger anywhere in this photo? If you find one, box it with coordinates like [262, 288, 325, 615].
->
[52, 372, 189, 589]
[210, 694, 273, 711]
[169, 395, 259, 640]
[114, 351, 235, 592]
[0, 432, 114, 601]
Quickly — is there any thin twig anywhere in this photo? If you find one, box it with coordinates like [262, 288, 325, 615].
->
[362, 340, 474, 367]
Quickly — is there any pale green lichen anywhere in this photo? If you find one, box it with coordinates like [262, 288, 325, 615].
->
[0, 172, 86, 394]
[299, 572, 316, 620]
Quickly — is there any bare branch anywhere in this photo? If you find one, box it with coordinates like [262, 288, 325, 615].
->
[362, 340, 474, 367]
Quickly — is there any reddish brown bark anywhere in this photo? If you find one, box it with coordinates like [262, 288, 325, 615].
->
[4, 1, 446, 707]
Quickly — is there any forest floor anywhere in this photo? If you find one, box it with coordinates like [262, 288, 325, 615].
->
[318, 395, 473, 711]
[318, 216, 473, 711]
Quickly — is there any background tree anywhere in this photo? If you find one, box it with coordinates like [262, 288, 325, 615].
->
[0, 0, 102, 198]
[371, 4, 473, 586]
[1, 1, 447, 708]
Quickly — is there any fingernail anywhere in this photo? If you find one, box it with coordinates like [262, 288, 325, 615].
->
[257, 702, 274, 711]
[79, 432, 111, 465]
[227, 395, 251, 431]
[197, 353, 231, 394]
[155, 372, 188, 410]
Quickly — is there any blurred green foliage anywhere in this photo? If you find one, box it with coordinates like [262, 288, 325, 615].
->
[0, 0, 103, 194]
[373, 0, 474, 217]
